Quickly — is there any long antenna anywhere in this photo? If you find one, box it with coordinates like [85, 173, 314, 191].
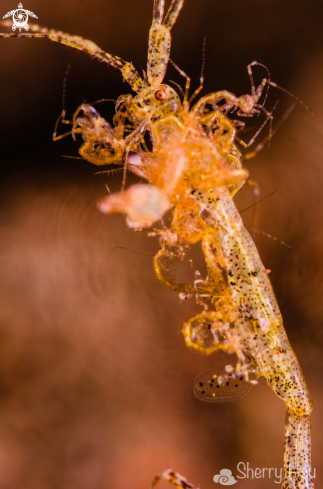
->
[270, 81, 321, 123]
[61, 64, 70, 118]
[239, 187, 282, 214]
[188, 37, 206, 105]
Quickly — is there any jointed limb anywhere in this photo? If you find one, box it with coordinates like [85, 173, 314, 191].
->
[0, 20, 146, 92]
[153, 244, 195, 294]
[151, 469, 197, 489]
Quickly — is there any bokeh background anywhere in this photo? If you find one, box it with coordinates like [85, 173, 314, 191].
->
[0, 0, 323, 488]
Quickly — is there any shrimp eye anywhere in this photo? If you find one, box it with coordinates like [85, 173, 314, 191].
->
[155, 89, 168, 101]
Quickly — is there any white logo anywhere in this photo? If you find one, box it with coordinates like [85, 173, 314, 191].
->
[3, 3, 38, 32]
[213, 469, 237, 485]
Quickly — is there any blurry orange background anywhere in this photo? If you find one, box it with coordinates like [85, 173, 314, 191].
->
[0, 0, 322, 488]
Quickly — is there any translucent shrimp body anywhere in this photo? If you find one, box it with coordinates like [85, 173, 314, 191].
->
[193, 189, 313, 488]
[0, 0, 314, 487]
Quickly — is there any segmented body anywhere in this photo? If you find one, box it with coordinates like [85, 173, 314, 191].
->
[78, 94, 312, 488]
[194, 190, 312, 487]
[138, 111, 313, 488]
[0, 0, 314, 487]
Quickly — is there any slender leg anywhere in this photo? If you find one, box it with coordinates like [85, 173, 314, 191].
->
[151, 469, 197, 489]
[199, 110, 236, 154]
[0, 20, 145, 92]
[183, 310, 242, 357]
[154, 244, 195, 294]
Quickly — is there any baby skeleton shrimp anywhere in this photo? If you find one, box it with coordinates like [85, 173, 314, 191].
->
[0, 1, 314, 488]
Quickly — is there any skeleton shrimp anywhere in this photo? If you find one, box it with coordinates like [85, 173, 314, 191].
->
[0, 0, 314, 488]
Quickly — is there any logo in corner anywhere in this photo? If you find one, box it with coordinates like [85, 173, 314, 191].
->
[213, 469, 237, 486]
[3, 3, 38, 32]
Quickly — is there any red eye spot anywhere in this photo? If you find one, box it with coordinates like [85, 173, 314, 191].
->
[155, 89, 168, 101]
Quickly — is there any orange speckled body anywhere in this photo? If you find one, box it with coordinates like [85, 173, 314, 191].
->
[0, 0, 314, 487]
